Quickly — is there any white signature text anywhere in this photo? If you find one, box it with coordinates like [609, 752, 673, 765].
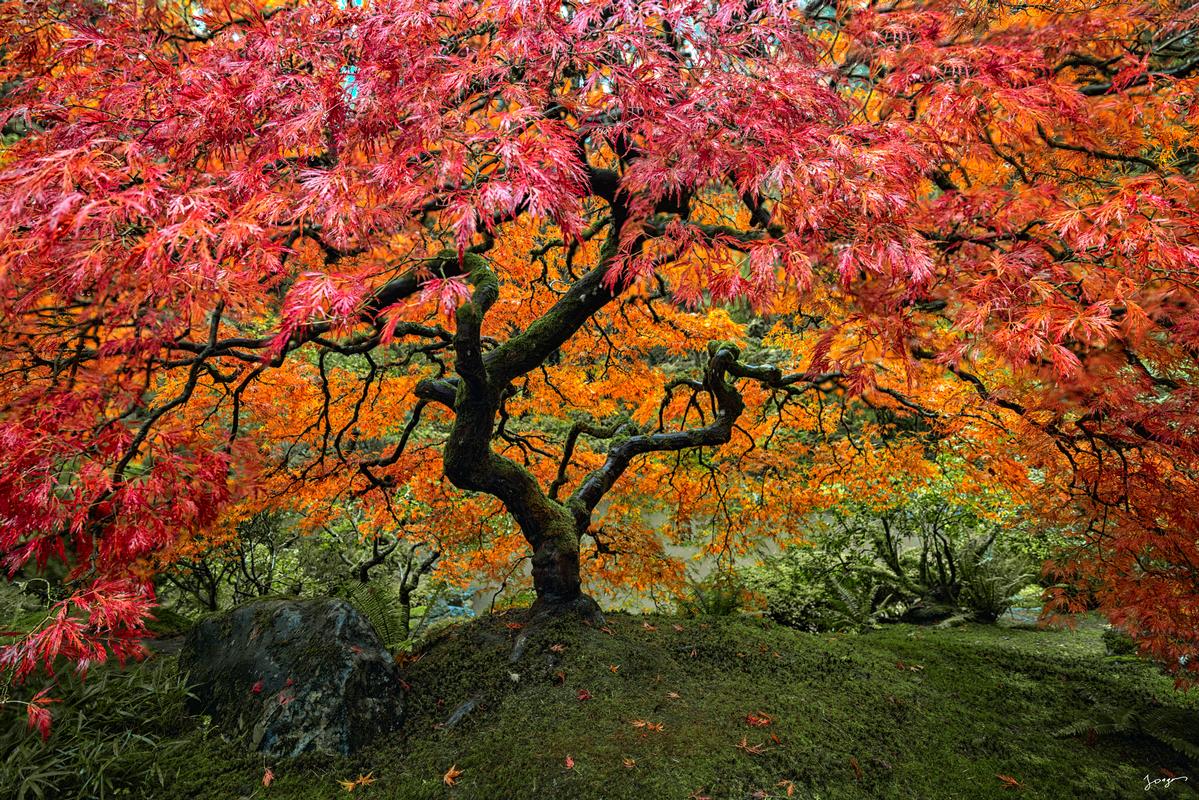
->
[1145, 775, 1189, 791]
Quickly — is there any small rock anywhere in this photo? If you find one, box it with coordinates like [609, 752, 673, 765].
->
[443, 696, 479, 729]
[900, 602, 957, 625]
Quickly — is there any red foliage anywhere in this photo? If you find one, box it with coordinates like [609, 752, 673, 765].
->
[25, 688, 57, 741]
[1, 0, 1199, 732]
[0, 579, 150, 684]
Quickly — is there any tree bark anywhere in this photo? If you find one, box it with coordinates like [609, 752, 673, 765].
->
[531, 524, 581, 605]
[398, 589, 412, 638]
[528, 519, 603, 622]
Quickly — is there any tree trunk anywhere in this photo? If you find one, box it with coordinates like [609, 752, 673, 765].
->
[524, 512, 602, 623]
[427, 254, 613, 625]
[398, 589, 412, 639]
[531, 530, 582, 606]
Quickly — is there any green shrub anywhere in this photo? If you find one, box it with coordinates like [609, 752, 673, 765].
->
[1010, 583, 1046, 609]
[742, 561, 828, 630]
[145, 605, 194, 638]
[742, 547, 896, 632]
[1102, 625, 1139, 656]
[492, 586, 537, 612]
[1, 658, 194, 800]
[956, 543, 1033, 622]
[804, 453, 1080, 622]
[677, 570, 747, 618]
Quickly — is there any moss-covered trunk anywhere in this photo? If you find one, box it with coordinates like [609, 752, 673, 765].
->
[528, 520, 602, 621]
[530, 515, 582, 606]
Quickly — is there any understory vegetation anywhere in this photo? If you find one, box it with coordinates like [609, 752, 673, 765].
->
[3, 456, 1167, 800]
[3, 613, 1197, 800]
[737, 465, 1058, 634]
[6, 467, 1152, 800]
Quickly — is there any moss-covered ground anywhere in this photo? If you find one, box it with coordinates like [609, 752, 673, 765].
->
[95, 612, 1193, 800]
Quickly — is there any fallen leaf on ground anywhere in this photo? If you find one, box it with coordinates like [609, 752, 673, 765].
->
[395, 652, 423, 667]
[631, 719, 665, 732]
[338, 773, 375, 792]
[997, 773, 1022, 790]
[736, 736, 768, 755]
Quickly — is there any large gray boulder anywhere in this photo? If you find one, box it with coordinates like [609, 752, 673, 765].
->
[179, 597, 401, 757]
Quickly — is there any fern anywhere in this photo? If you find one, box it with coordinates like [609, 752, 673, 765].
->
[823, 576, 876, 632]
[957, 543, 1032, 622]
[1054, 706, 1140, 738]
[341, 581, 405, 647]
[1056, 704, 1199, 761]
[678, 572, 745, 618]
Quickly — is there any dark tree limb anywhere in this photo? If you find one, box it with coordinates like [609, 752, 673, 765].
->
[569, 344, 843, 520]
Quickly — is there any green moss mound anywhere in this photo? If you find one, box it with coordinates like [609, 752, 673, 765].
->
[52, 614, 1199, 799]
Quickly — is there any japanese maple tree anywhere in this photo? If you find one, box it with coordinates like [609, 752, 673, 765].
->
[2, 0, 1199, 700]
